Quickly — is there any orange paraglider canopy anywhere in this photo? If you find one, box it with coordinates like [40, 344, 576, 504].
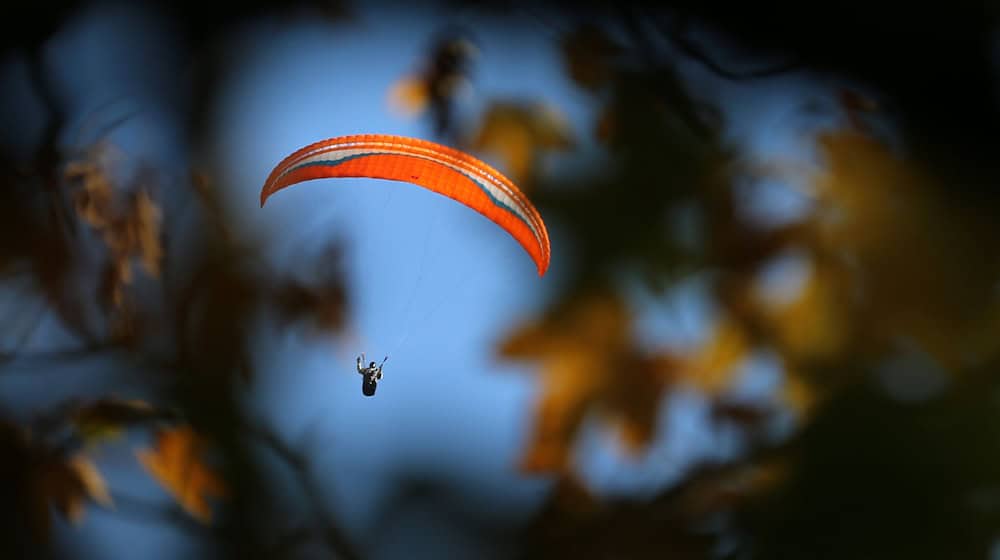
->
[260, 134, 550, 276]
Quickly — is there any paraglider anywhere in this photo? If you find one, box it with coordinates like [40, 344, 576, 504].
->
[259, 133, 551, 276]
[261, 134, 551, 396]
[356, 353, 387, 397]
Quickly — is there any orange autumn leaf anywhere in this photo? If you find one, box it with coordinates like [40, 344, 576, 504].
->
[679, 316, 751, 395]
[387, 33, 477, 133]
[608, 353, 678, 454]
[674, 460, 790, 517]
[103, 188, 163, 279]
[67, 160, 115, 230]
[471, 101, 574, 186]
[810, 130, 912, 256]
[68, 456, 114, 510]
[137, 426, 226, 523]
[65, 144, 164, 315]
[500, 294, 675, 473]
[807, 129, 1000, 369]
[754, 258, 854, 365]
[95, 187, 162, 316]
[132, 189, 163, 277]
[32, 453, 113, 540]
[519, 350, 605, 472]
[748, 128, 1000, 372]
[387, 75, 429, 116]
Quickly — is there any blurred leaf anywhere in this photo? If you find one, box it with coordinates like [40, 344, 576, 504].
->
[754, 257, 853, 366]
[137, 425, 226, 523]
[132, 189, 163, 277]
[33, 453, 112, 538]
[671, 459, 789, 518]
[67, 157, 114, 230]
[273, 241, 349, 335]
[500, 293, 674, 472]
[65, 144, 163, 317]
[67, 455, 113, 509]
[734, 376, 1000, 559]
[103, 188, 163, 281]
[678, 316, 750, 394]
[387, 75, 430, 116]
[388, 30, 478, 136]
[470, 101, 574, 186]
[807, 129, 1000, 369]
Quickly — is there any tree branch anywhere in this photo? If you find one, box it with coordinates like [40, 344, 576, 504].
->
[655, 14, 801, 81]
[248, 422, 361, 560]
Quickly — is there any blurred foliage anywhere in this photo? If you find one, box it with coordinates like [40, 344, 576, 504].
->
[388, 29, 479, 139]
[499, 293, 675, 471]
[467, 100, 575, 187]
[136, 425, 227, 523]
[2, 0, 1000, 559]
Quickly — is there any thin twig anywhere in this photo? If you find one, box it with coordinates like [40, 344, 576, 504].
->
[248, 422, 361, 560]
[0, 344, 119, 368]
[616, 5, 715, 141]
[653, 13, 801, 81]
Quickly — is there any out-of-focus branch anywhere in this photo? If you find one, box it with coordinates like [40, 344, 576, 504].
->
[0, 344, 119, 368]
[614, 6, 717, 141]
[0, 298, 48, 361]
[654, 13, 801, 81]
[248, 422, 360, 560]
[0, 344, 173, 375]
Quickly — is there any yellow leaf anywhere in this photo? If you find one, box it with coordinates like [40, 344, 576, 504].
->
[759, 258, 853, 365]
[137, 426, 226, 523]
[69, 456, 113, 509]
[35, 454, 112, 528]
[681, 317, 750, 394]
[675, 460, 790, 517]
[806, 129, 1000, 368]
[520, 352, 604, 473]
[69, 161, 114, 230]
[606, 354, 676, 455]
[387, 75, 429, 116]
[500, 294, 675, 473]
[387, 34, 477, 127]
[66, 144, 164, 315]
[133, 189, 162, 277]
[471, 101, 574, 186]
